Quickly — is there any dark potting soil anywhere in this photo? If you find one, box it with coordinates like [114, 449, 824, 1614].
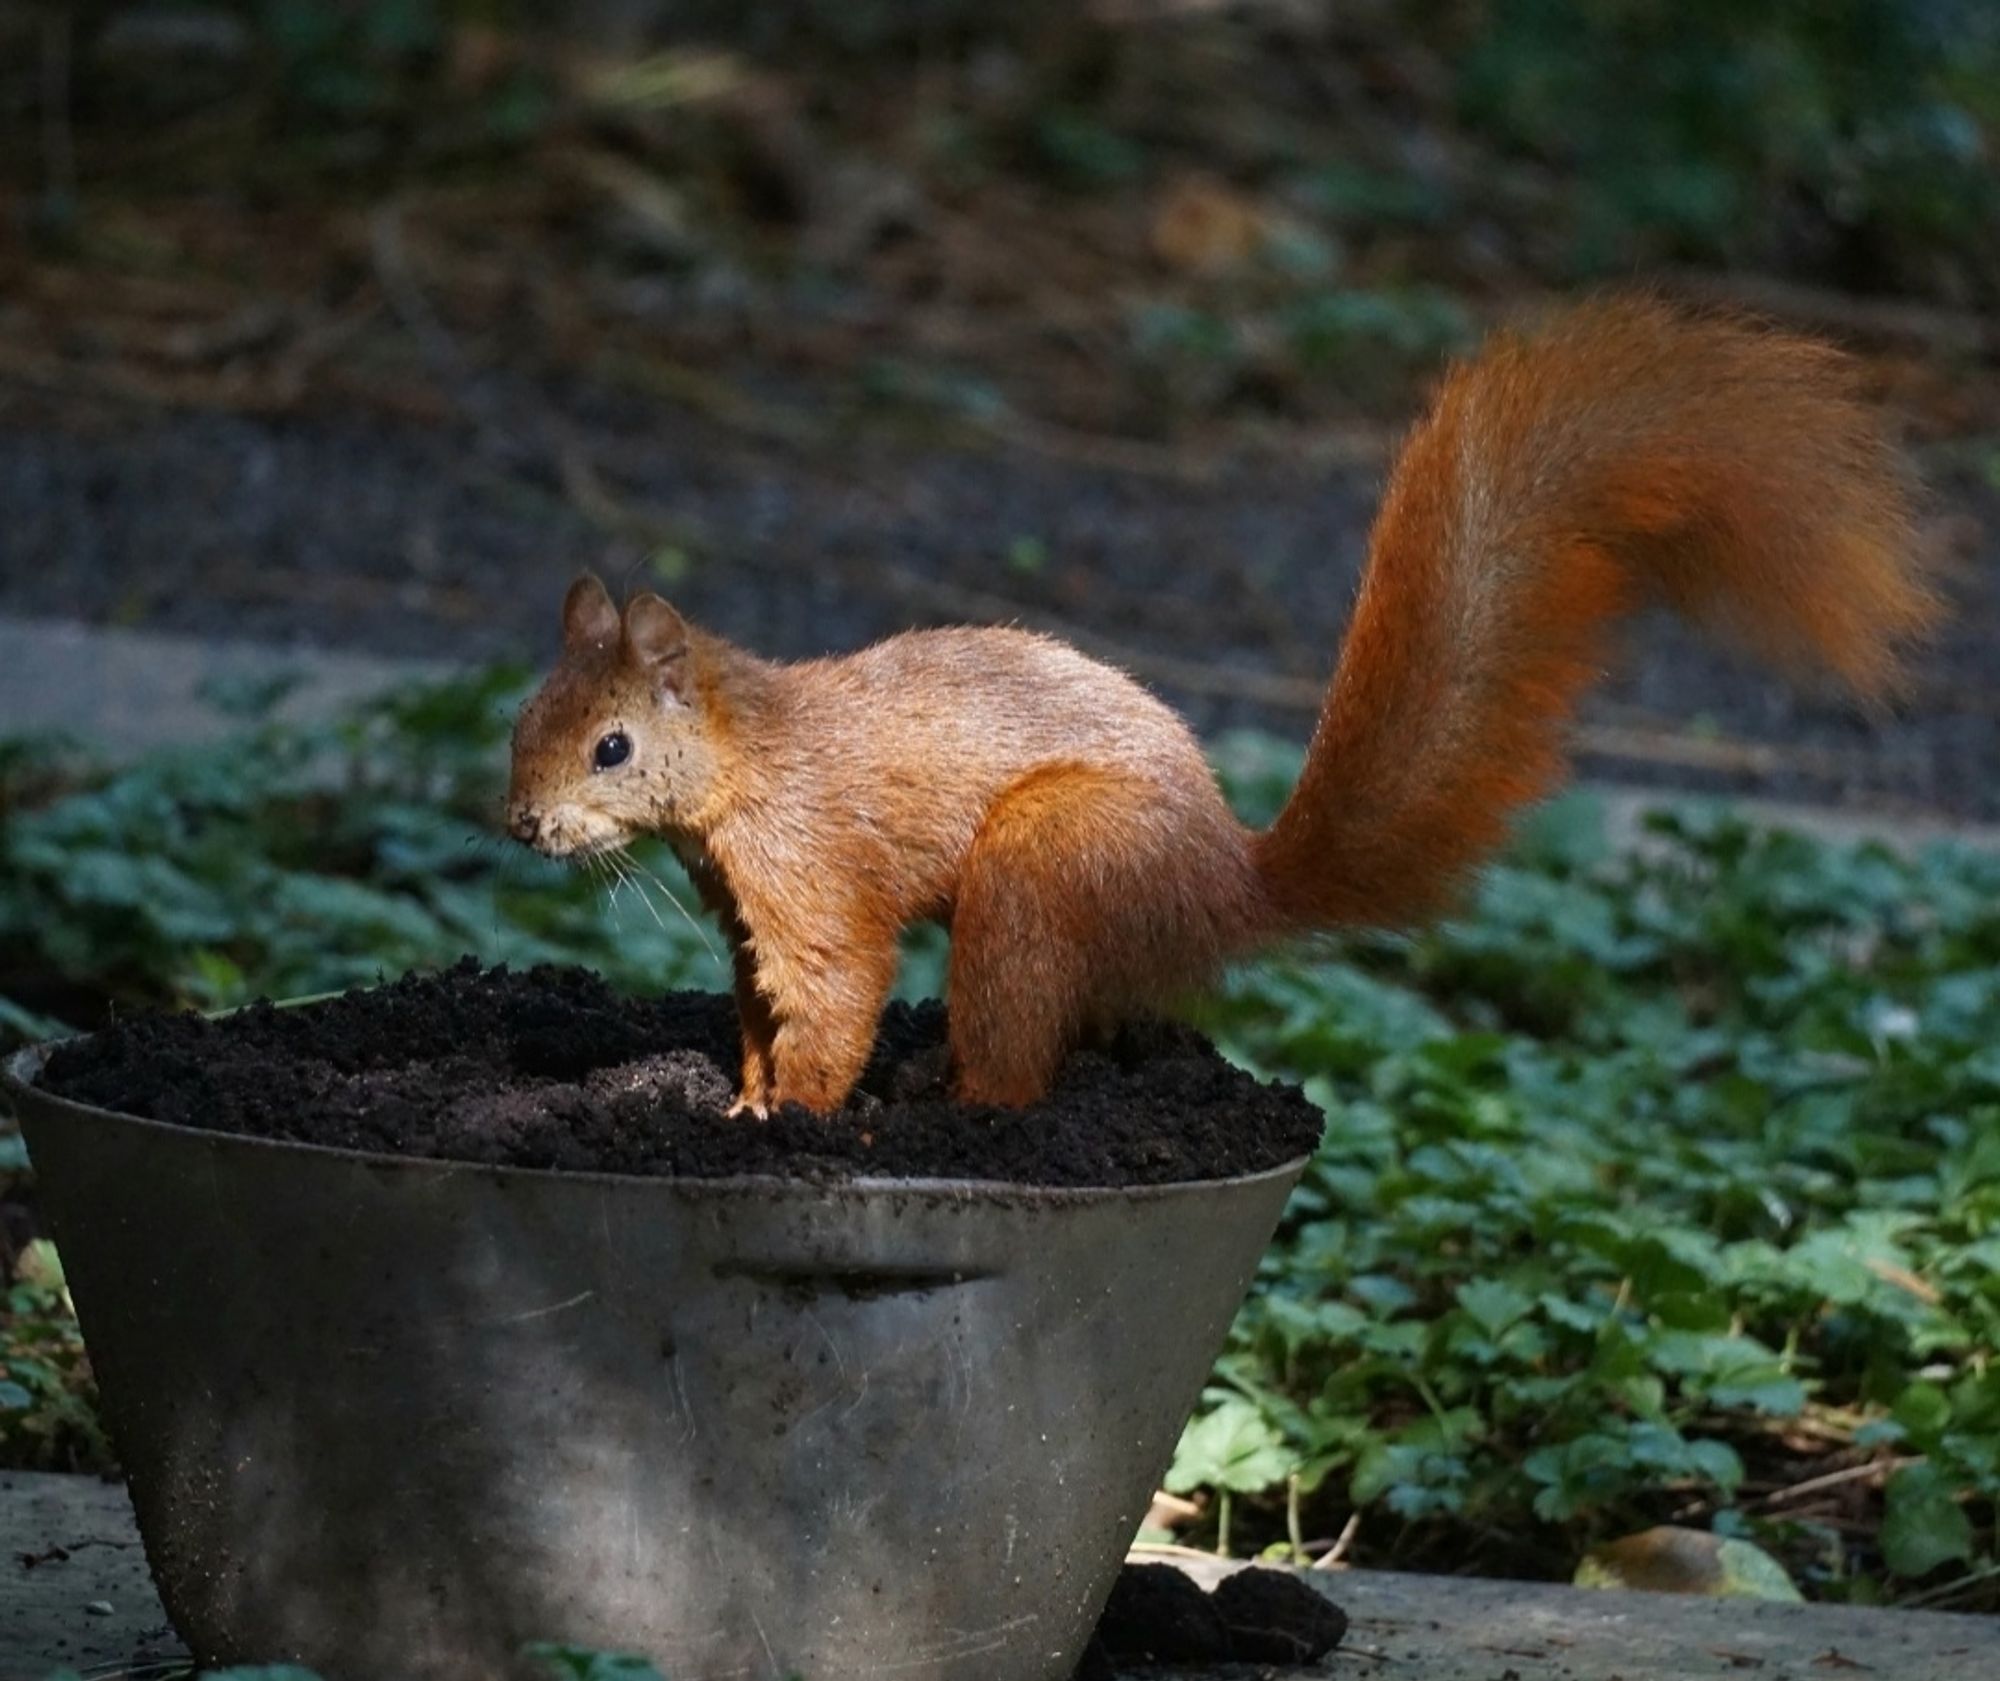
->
[1078, 1564, 1348, 1675]
[37, 959, 1323, 1188]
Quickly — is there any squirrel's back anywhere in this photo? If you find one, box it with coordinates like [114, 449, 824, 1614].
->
[741, 624, 1250, 925]
[755, 626, 1226, 823]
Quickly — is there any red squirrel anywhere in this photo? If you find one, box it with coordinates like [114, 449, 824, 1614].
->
[507, 297, 1936, 1115]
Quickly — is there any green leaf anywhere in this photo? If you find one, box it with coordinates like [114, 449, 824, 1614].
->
[1893, 1383, 1953, 1445]
[1350, 1439, 1469, 1516]
[522, 1644, 668, 1681]
[1166, 1398, 1294, 1497]
[1880, 1463, 1976, 1578]
[1456, 1279, 1533, 1338]
[1511, 791, 1611, 874]
[1686, 1439, 1746, 1495]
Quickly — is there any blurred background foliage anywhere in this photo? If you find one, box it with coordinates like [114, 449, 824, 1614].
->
[17, 0, 1993, 287]
[2, 0, 1995, 440]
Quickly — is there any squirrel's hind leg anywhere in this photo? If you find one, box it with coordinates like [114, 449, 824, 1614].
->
[948, 764, 1249, 1106]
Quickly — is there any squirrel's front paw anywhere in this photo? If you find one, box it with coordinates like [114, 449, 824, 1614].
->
[726, 1093, 770, 1120]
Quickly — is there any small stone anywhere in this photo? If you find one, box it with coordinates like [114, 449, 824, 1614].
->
[1150, 173, 1270, 277]
[1576, 1527, 1803, 1602]
[84, 1600, 113, 1617]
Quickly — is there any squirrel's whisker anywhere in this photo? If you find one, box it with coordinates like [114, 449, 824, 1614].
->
[621, 850, 719, 960]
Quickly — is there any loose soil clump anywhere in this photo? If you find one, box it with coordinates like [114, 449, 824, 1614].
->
[1079, 1563, 1348, 1675]
[40, 959, 1322, 1187]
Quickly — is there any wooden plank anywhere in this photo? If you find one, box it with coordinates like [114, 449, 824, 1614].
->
[2, 1472, 1997, 1680]
[1177, 1554, 2000, 1680]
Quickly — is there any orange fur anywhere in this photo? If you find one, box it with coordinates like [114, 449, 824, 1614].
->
[508, 297, 1937, 1113]
[1252, 296, 1934, 929]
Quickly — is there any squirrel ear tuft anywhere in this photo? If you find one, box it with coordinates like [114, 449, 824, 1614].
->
[621, 592, 691, 690]
[563, 573, 619, 651]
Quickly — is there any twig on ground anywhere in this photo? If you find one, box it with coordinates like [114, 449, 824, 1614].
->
[1750, 1456, 1922, 1512]
[1312, 1510, 1362, 1571]
[1897, 1558, 2000, 1612]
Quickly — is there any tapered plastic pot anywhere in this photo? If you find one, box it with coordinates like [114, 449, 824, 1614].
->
[4, 1042, 1307, 1681]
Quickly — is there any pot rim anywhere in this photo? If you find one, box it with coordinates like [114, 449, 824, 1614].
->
[1, 1041, 1315, 1207]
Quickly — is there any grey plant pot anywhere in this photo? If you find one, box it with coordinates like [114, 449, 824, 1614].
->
[3, 1041, 1306, 1681]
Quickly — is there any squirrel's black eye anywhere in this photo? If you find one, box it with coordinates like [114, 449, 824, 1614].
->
[592, 731, 632, 771]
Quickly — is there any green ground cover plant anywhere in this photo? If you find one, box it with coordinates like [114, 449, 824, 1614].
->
[1187, 737, 2000, 1605]
[1, 673, 1994, 1607]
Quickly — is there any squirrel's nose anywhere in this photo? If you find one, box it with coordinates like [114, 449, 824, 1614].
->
[508, 806, 542, 846]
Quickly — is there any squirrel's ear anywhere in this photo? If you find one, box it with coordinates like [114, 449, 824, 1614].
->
[562, 572, 619, 651]
[621, 592, 691, 693]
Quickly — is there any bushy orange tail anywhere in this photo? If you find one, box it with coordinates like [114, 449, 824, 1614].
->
[1252, 295, 1938, 931]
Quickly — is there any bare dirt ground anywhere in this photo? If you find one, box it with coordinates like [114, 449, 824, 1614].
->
[3, 364, 1996, 819]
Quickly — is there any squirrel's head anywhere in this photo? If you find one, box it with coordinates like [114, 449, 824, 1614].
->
[506, 574, 723, 858]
